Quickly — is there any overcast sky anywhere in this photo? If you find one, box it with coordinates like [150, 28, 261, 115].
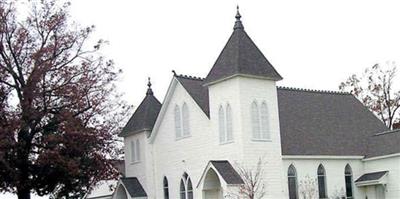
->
[64, 0, 400, 107]
[2, 1, 400, 198]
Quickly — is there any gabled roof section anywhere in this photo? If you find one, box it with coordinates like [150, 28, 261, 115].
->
[120, 177, 147, 197]
[210, 160, 244, 185]
[175, 74, 209, 117]
[366, 129, 400, 158]
[204, 8, 282, 85]
[197, 160, 244, 188]
[119, 79, 162, 137]
[278, 87, 389, 156]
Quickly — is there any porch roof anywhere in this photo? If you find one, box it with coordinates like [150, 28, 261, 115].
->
[355, 171, 389, 186]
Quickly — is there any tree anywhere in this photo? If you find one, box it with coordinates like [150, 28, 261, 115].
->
[227, 158, 266, 199]
[339, 62, 400, 129]
[298, 175, 318, 199]
[0, 0, 128, 198]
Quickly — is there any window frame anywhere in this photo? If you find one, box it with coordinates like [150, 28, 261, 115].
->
[251, 100, 272, 141]
[317, 164, 328, 199]
[182, 103, 190, 136]
[287, 164, 298, 199]
[130, 139, 141, 164]
[175, 103, 191, 140]
[344, 164, 354, 199]
[218, 103, 234, 145]
[180, 172, 192, 199]
[163, 176, 169, 199]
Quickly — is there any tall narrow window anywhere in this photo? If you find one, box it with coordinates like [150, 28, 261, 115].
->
[251, 101, 261, 139]
[180, 179, 186, 199]
[182, 103, 190, 136]
[130, 141, 136, 163]
[260, 102, 270, 139]
[345, 164, 353, 199]
[288, 164, 298, 199]
[187, 179, 193, 199]
[180, 173, 192, 199]
[175, 105, 182, 138]
[135, 139, 140, 161]
[218, 106, 226, 143]
[163, 177, 169, 199]
[317, 164, 327, 199]
[226, 104, 233, 142]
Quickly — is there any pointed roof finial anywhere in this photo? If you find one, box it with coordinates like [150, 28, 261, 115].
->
[234, 5, 244, 30]
[146, 77, 153, 95]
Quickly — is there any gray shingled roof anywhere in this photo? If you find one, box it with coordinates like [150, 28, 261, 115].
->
[210, 160, 244, 185]
[176, 75, 209, 117]
[355, 171, 388, 183]
[119, 86, 161, 137]
[203, 11, 282, 85]
[120, 177, 147, 197]
[176, 76, 393, 157]
[277, 87, 389, 156]
[366, 129, 400, 158]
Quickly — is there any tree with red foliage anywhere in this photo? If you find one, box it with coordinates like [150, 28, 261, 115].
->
[0, 1, 128, 198]
[340, 62, 400, 130]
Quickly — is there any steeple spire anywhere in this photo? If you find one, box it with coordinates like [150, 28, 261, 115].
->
[146, 77, 153, 95]
[234, 5, 244, 30]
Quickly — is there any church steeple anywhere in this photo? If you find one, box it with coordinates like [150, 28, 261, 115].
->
[146, 77, 153, 95]
[204, 7, 282, 86]
[119, 78, 161, 137]
[234, 5, 244, 30]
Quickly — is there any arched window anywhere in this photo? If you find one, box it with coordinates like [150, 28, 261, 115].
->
[135, 139, 140, 161]
[260, 102, 270, 139]
[180, 173, 192, 199]
[345, 164, 353, 199]
[251, 101, 261, 139]
[288, 164, 298, 199]
[163, 177, 169, 199]
[218, 106, 225, 143]
[317, 164, 327, 199]
[187, 178, 193, 199]
[175, 105, 182, 138]
[180, 179, 186, 199]
[182, 103, 190, 136]
[130, 141, 136, 163]
[226, 104, 233, 142]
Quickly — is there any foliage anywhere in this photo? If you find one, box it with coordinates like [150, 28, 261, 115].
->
[339, 62, 400, 129]
[0, 0, 129, 198]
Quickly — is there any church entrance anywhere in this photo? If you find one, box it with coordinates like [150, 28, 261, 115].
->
[202, 168, 223, 199]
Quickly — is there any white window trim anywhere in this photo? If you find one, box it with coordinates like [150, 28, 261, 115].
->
[219, 103, 234, 145]
[130, 139, 141, 164]
[251, 100, 272, 141]
[175, 103, 191, 140]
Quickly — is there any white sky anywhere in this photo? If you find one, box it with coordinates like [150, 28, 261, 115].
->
[2, 0, 400, 198]
[67, 0, 400, 106]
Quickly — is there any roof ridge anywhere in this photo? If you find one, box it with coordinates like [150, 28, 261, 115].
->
[277, 86, 350, 95]
[175, 73, 205, 81]
[374, 129, 400, 136]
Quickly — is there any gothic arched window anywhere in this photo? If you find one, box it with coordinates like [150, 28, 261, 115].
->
[180, 172, 193, 199]
[175, 105, 182, 138]
[317, 164, 327, 199]
[288, 164, 298, 199]
[163, 177, 169, 199]
[345, 164, 353, 199]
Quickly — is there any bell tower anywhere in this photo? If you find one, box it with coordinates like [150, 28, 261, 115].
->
[204, 7, 286, 198]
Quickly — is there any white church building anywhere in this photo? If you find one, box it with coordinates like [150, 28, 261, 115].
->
[112, 9, 400, 199]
